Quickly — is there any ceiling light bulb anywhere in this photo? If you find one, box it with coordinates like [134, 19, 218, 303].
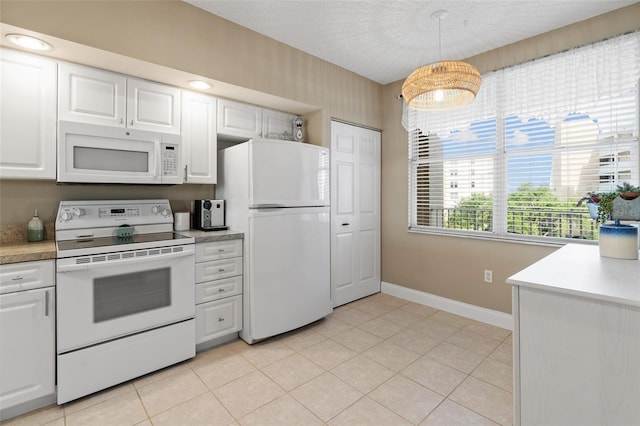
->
[5, 34, 52, 51]
[188, 80, 211, 90]
[434, 90, 444, 102]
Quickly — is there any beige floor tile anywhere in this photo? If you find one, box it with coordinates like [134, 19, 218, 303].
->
[387, 328, 444, 354]
[358, 317, 405, 339]
[237, 339, 295, 368]
[238, 394, 322, 426]
[380, 308, 424, 327]
[331, 307, 376, 326]
[353, 300, 396, 317]
[328, 396, 412, 426]
[278, 327, 327, 352]
[410, 318, 460, 340]
[447, 329, 502, 356]
[290, 372, 362, 422]
[430, 311, 474, 328]
[363, 340, 421, 372]
[368, 293, 409, 308]
[41, 418, 65, 426]
[63, 382, 137, 415]
[2, 404, 64, 426]
[192, 350, 257, 390]
[449, 377, 513, 426]
[472, 358, 513, 392]
[401, 356, 467, 396]
[462, 321, 511, 342]
[309, 316, 353, 337]
[213, 370, 285, 419]
[136, 368, 208, 417]
[133, 360, 191, 388]
[150, 392, 235, 426]
[300, 339, 357, 370]
[330, 327, 383, 353]
[427, 341, 486, 374]
[262, 353, 324, 391]
[331, 354, 395, 393]
[369, 375, 444, 424]
[489, 340, 513, 366]
[421, 399, 499, 426]
[400, 302, 438, 317]
[134, 421, 151, 426]
[65, 392, 147, 426]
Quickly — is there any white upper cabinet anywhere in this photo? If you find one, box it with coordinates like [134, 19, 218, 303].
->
[58, 62, 126, 127]
[58, 62, 180, 134]
[217, 98, 262, 139]
[126, 77, 181, 134]
[181, 91, 217, 184]
[262, 109, 296, 141]
[0, 48, 57, 180]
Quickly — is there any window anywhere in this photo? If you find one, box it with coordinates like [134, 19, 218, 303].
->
[407, 32, 640, 243]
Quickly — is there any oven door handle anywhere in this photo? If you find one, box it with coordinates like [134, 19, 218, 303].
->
[57, 250, 194, 272]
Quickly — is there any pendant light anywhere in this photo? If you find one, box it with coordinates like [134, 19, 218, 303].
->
[402, 10, 481, 111]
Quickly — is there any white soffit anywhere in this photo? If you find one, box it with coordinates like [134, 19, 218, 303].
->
[184, 0, 637, 84]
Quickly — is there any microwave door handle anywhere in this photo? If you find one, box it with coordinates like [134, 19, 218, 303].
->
[155, 141, 162, 181]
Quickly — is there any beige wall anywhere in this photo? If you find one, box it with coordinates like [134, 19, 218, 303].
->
[1, 1, 638, 313]
[380, 4, 640, 314]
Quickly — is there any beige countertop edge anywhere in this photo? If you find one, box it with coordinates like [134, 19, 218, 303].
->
[0, 230, 244, 264]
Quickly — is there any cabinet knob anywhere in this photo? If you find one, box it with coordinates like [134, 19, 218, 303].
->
[218, 317, 225, 322]
[218, 288, 225, 292]
[11, 276, 23, 281]
[218, 249, 225, 252]
[218, 268, 225, 272]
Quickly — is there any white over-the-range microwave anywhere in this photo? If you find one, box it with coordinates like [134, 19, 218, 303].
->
[57, 121, 181, 184]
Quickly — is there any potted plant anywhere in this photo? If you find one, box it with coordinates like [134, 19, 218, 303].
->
[577, 183, 640, 224]
[615, 182, 640, 200]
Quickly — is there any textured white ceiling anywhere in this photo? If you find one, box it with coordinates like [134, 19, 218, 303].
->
[184, 0, 636, 85]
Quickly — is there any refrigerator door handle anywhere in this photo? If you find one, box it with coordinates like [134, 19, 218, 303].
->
[251, 204, 288, 209]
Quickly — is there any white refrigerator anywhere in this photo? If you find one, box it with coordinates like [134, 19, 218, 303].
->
[218, 139, 332, 343]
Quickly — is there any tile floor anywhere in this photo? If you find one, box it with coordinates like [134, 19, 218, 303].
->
[3, 293, 513, 426]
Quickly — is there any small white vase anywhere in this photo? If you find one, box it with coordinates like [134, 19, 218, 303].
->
[599, 224, 639, 260]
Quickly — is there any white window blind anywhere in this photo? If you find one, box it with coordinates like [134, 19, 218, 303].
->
[407, 32, 640, 242]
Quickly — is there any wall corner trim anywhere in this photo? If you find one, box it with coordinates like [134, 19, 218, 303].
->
[381, 281, 513, 330]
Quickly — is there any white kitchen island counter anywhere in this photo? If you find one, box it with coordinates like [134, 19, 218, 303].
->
[507, 243, 640, 426]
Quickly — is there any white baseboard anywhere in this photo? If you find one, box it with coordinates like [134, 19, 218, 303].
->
[381, 281, 513, 330]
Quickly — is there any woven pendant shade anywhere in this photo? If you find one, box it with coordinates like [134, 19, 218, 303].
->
[402, 60, 482, 111]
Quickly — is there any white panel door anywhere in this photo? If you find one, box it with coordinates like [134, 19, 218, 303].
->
[0, 49, 57, 179]
[331, 121, 381, 307]
[127, 77, 181, 134]
[217, 98, 262, 139]
[262, 109, 295, 140]
[182, 91, 217, 183]
[58, 62, 126, 127]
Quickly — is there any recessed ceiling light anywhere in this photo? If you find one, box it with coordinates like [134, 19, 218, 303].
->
[188, 80, 211, 90]
[5, 34, 52, 51]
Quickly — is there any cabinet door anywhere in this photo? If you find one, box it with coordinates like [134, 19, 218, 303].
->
[196, 240, 243, 262]
[217, 99, 262, 139]
[196, 275, 242, 304]
[196, 295, 242, 344]
[330, 121, 381, 307]
[58, 62, 126, 127]
[262, 109, 295, 140]
[182, 91, 217, 183]
[127, 77, 181, 134]
[196, 257, 243, 282]
[0, 49, 56, 179]
[0, 287, 55, 411]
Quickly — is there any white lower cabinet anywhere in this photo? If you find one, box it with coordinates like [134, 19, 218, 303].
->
[195, 239, 243, 348]
[0, 260, 55, 421]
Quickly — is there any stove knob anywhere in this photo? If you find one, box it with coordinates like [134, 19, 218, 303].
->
[72, 208, 84, 217]
[152, 206, 160, 214]
[60, 212, 72, 221]
[161, 208, 170, 217]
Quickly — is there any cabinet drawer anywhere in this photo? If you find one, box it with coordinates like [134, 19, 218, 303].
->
[196, 257, 242, 282]
[0, 260, 55, 294]
[196, 275, 242, 304]
[196, 295, 242, 344]
[196, 239, 242, 262]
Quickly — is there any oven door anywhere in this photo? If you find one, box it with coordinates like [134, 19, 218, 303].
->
[56, 244, 195, 353]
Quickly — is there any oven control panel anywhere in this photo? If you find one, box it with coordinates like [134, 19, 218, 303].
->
[56, 200, 173, 230]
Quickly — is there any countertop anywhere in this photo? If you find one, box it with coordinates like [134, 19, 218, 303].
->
[0, 240, 57, 265]
[0, 229, 243, 265]
[507, 243, 640, 307]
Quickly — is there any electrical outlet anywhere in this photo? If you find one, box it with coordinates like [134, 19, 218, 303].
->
[484, 270, 493, 283]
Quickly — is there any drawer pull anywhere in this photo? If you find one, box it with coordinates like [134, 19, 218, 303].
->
[11, 276, 23, 281]
[218, 317, 225, 322]
[218, 268, 225, 272]
[218, 249, 225, 252]
[218, 288, 225, 292]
